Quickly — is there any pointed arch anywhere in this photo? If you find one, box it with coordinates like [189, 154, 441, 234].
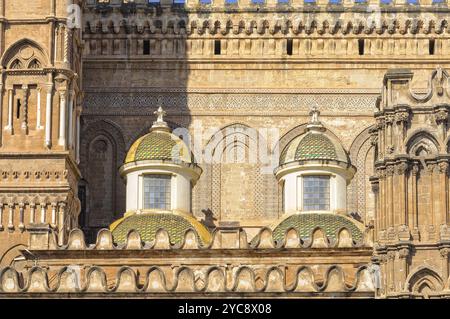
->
[1, 38, 49, 69]
[406, 129, 440, 156]
[79, 120, 127, 239]
[407, 267, 443, 295]
[348, 125, 377, 223]
[202, 123, 275, 222]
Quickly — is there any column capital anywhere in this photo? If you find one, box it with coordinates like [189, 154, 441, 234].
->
[44, 82, 54, 92]
[58, 89, 67, 99]
[387, 250, 396, 260]
[440, 248, 450, 258]
[438, 161, 449, 174]
[395, 162, 409, 175]
[398, 247, 410, 259]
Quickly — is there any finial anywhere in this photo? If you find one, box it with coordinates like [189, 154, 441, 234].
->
[307, 106, 325, 131]
[309, 106, 320, 124]
[150, 106, 170, 132]
[154, 106, 166, 123]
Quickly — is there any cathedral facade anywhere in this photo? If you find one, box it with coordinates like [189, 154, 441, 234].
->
[0, 0, 449, 298]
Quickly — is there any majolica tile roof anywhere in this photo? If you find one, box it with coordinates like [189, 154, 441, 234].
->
[125, 131, 189, 164]
[111, 212, 212, 246]
[294, 133, 337, 161]
[272, 213, 363, 243]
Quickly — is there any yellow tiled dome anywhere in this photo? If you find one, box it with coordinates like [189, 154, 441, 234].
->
[280, 131, 348, 165]
[110, 211, 212, 246]
[125, 129, 192, 164]
[272, 212, 363, 243]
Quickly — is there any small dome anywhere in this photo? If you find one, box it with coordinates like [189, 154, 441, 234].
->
[110, 211, 212, 246]
[295, 133, 337, 161]
[124, 107, 193, 164]
[280, 131, 348, 165]
[125, 130, 192, 164]
[272, 213, 363, 243]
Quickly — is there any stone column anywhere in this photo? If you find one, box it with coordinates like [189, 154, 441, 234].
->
[370, 176, 380, 240]
[45, 83, 54, 148]
[36, 87, 43, 129]
[385, 115, 394, 154]
[398, 247, 410, 292]
[18, 203, 25, 231]
[440, 248, 449, 290]
[411, 164, 420, 239]
[438, 162, 449, 226]
[68, 91, 74, 148]
[387, 250, 396, 293]
[395, 162, 409, 239]
[0, 83, 3, 145]
[377, 118, 385, 159]
[0, 203, 4, 231]
[378, 169, 386, 237]
[8, 203, 14, 231]
[58, 202, 67, 246]
[58, 90, 67, 148]
[76, 107, 81, 163]
[29, 202, 36, 224]
[5, 87, 13, 133]
[427, 163, 437, 240]
[40, 203, 47, 224]
[21, 84, 29, 133]
[395, 110, 409, 154]
[386, 165, 395, 232]
[51, 202, 57, 228]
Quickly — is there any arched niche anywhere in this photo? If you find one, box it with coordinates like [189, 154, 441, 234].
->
[79, 120, 126, 239]
[406, 131, 440, 157]
[408, 267, 444, 298]
[348, 125, 376, 225]
[1, 39, 48, 70]
[201, 123, 276, 226]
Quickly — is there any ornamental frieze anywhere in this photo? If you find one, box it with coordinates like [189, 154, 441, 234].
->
[83, 91, 378, 114]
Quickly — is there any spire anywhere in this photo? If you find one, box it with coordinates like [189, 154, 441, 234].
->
[150, 106, 170, 132]
[307, 106, 325, 132]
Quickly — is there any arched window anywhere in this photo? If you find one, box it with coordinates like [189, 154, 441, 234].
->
[10, 59, 23, 69]
[28, 59, 41, 69]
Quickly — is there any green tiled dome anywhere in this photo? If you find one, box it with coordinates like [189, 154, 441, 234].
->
[279, 130, 349, 166]
[272, 213, 363, 243]
[111, 212, 211, 246]
[125, 130, 191, 164]
[295, 133, 337, 161]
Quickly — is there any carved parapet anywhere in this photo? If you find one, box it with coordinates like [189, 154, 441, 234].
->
[83, 4, 450, 35]
[0, 262, 378, 296]
[213, 221, 246, 249]
[10, 224, 372, 255]
[28, 224, 58, 250]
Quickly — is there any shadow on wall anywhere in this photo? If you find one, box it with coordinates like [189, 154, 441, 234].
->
[78, 2, 191, 243]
